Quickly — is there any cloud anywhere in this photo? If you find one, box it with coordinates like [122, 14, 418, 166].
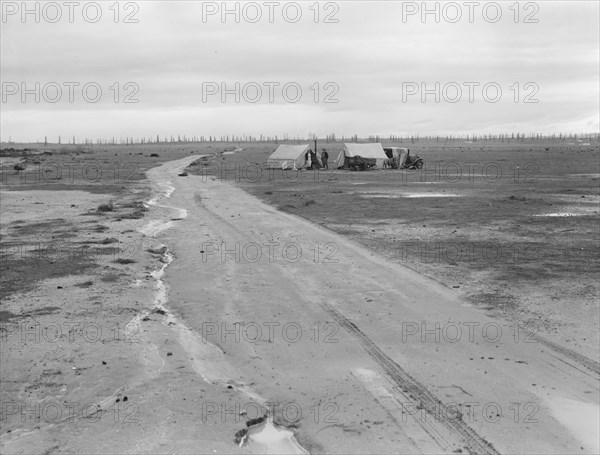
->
[1, 1, 598, 141]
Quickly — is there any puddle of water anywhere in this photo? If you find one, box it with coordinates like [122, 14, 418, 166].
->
[533, 200, 598, 217]
[546, 396, 600, 454]
[159, 181, 176, 198]
[148, 185, 173, 205]
[360, 192, 460, 199]
[534, 213, 594, 217]
[138, 220, 172, 237]
[405, 193, 460, 198]
[360, 194, 403, 199]
[246, 421, 308, 455]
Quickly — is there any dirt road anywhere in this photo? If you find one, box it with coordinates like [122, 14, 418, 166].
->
[4, 156, 596, 454]
[142, 157, 597, 454]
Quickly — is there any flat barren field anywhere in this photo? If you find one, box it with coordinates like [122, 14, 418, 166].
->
[3, 0, 598, 452]
[1, 139, 599, 454]
[192, 139, 600, 359]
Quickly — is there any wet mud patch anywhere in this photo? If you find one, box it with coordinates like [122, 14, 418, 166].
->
[0, 310, 18, 323]
[20, 306, 62, 317]
[7, 219, 70, 236]
[0, 250, 97, 300]
[7, 183, 127, 194]
[100, 272, 123, 283]
[467, 291, 518, 312]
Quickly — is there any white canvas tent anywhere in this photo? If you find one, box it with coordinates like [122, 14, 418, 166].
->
[335, 143, 389, 169]
[266, 144, 317, 170]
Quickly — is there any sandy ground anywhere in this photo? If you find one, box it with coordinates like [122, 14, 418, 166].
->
[1, 156, 599, 454]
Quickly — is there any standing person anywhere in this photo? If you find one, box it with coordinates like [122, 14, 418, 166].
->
[310, 149, 318, 170]
[305, 150, 312, 169]
[321, 148, 329, 169]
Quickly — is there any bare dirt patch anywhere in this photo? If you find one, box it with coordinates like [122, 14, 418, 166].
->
[0, 145, 193, 451]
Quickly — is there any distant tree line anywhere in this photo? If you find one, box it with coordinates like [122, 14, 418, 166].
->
[379, 132, 600, 143]
[14, 132, 600, 146]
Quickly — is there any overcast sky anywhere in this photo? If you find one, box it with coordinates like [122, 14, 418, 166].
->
[1, 1, 599, 142]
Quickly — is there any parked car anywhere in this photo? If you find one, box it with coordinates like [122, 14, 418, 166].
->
[383, 147, 424, 170]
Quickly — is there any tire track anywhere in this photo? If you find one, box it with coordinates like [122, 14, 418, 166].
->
[322, 302, 499, 455]
[529, 331, 600, 376]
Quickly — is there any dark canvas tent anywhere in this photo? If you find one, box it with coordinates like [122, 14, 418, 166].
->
[266, 144, 317, 169]
[335, 143, 389, 169]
